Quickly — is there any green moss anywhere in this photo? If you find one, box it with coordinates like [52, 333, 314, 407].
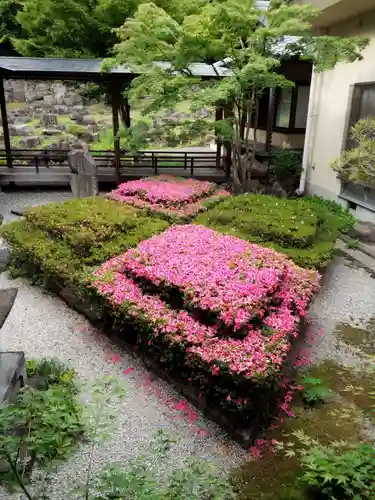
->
[307, 360, 375, 422]
[7, 102, 26, 110]
[65, 123, 87, 137]
[197, 195, 355, 268]
[334, 319, 375, 355]
[231, 398, 363, 500]
[0, 197, 170, 287]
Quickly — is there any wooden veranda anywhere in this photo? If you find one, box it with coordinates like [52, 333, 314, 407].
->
[0, 57, 235, 185]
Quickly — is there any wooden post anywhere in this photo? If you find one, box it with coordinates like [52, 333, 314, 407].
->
[215, 106, 223, 169]
[0, 77, 12, 169]
[265, 88, 276, 153]
[111, 80, 121, 185]
[223, 104, 233, 178]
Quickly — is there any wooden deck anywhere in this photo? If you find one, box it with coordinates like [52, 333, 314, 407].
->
[0, 148, 229, 186]
[0, 165, 227, 185]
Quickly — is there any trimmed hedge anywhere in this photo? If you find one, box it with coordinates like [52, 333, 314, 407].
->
[89, 225, 319, 439]
[197, 195, 355, 269]
[107, 175, 230, 221]
[0, 197, 170, 285]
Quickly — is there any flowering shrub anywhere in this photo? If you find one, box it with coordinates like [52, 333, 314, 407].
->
[107, 175, 230, 219]
[90, 225, 319, 438]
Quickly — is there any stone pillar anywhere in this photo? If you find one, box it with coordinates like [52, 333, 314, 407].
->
[68, 149, 98, 198]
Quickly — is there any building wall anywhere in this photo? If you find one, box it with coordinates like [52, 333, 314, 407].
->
[304, 11, 375, 220]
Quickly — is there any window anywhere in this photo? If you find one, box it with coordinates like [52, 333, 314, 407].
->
[340, 82, 375, 208]
[275, 88, 293, 128]
[274, 85, 310, 131]
[346, 83, 375, 148]
[295, 86, 310, 128]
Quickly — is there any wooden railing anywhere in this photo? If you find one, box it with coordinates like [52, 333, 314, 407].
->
[0, 148, 228, 177]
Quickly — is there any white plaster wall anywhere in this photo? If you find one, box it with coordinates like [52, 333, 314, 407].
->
[305, 18, 375, 212]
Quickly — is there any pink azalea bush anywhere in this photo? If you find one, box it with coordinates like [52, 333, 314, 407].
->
[91, 225, 320, 383]
[107, 175, 230, 219]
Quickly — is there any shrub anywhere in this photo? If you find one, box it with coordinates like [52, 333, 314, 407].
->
[89, 225, 319, 436]
[300, 441, 375, 499]
[272, 146, 303, 192]
[196, 194, 355, 269]
[0, 358, 83, 487]
[300, 376, 332, 405]
[0, 197, 170, 286]
[332, 117, 375, 188]
[108, 175, 230, 220]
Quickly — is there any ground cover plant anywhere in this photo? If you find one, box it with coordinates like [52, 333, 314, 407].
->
[107, 175, 230, 221]
[0, 358, 83, 490]
[0, 197, 170, 287]
[196, 194, 355, 269]
[89, 224, 319, 439]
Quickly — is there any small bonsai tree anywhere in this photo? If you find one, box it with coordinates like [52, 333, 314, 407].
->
[332, 117, 375, 188]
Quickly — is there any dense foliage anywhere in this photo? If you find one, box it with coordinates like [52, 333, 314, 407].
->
[196, 194, 355, 268]
[108, 0, 368, 192]
[108, 175, 230, 220]
[0, 197, 169, 285]
[0, 358, 82, 489]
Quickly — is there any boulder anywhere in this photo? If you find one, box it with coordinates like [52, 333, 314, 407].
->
[244, 179, 262, 193]
[0, 238, 11, 274]
[251, 159, 269, 179]
[267, 181, 288, 198]
[40, 112, 58, 127]
[78, 115, 97, 126]
[9, 124, 33, 136]
[349, 221, 375, 244]
[43, 128, 62, 136]
[19, 136, 40, 148]
[43, 95, 56, 106]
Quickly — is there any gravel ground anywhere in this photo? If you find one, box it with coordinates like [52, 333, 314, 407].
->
[1, 191, 375, 498]
[306, 256, 375, 368]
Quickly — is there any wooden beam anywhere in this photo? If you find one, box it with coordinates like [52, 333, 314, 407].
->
[223, 104, 233, 178]
[265, 88, 276, 153]
[0, 77, 12, 169]
[111, 80, 121, 185]
[215, 106, 223, 169]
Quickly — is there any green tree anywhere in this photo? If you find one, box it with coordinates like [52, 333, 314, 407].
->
[7, 0, 140, 58]
[0, 0, 22, 55]
[108, 0, 368, 192]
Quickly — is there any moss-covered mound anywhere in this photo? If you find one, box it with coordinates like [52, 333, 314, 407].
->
[197, 195, 355, 268]
[0, 197, 170, 286]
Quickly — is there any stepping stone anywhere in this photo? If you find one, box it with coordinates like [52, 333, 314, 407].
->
[0, 288, 18, 329]
[0, 351, 26, 402]
[10, 208, 28, 217]
[349, 221, 375, 244]
[0, 239, 11, 274]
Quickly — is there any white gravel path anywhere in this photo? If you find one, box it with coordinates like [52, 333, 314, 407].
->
[0, 190, 247, 499]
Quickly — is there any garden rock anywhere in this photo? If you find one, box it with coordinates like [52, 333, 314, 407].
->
[244, 179, 262, 193]
[78, 115, 96, 126]
[9, 124, 32, 136]
[68, 150, 98, 198]
[349, 221, 375, 244]
[251, 159, 268, 179]
[0, 288, 18, 330]
[19, 136, 40, 148]
[40, 112, 58, 127]
[43, 95, 56, 106]
[43, 128, 62, 136]
[267, 181, 287, 198]
[0, 238, 11, 275]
